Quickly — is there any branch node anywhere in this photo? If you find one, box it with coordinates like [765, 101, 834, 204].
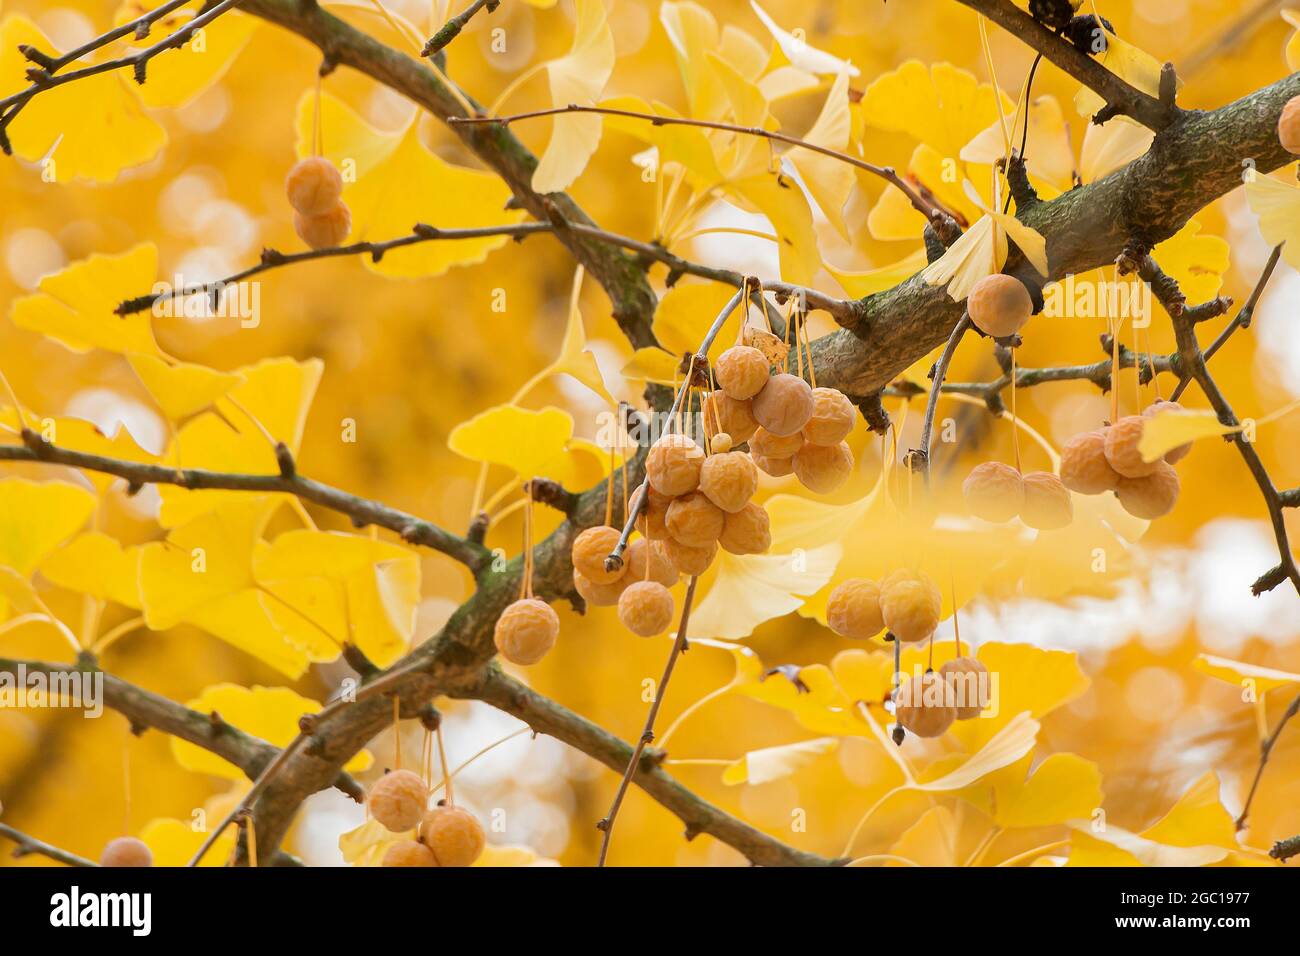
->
[274, 441, 296, 479]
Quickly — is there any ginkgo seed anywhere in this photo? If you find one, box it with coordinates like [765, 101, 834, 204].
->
[825, 578, 885, 639]
[294, 203, 351, 250]
[750, 372, 815, 437]
[792, 440, 854, 494]
[573, 568, 626, 607]
[1060, 429, 1121, 495]
[751, 426, 804, 460]
[285, 156, 344, 216]
[1116, 460, 1181, 519]
[617, 580, 676, 636]
[646, 434, 705, 496]
[878, 570, 942, 643]
[660, 537, 718, 576]
[1019, 471, 1073, 530]
[699, 450, 758, 512]
[1279, 94, 1300, 154]
[967, 273, 1033, 338]
[418, 805, 486, 867]
[718, 501, 771, 555]
[571, 525, 626, 584]
[963, 461, 1025, 523]
[705, 391, 759, 445]
[752, 452, 794, 478]
[632, 484, 672, 541]
[715, 345, 771, 400]
[665, 491, 725, 547]
[939, 656, 989, 720]
[801, 387, 855, 446]
[1143, 399, 1192, 464]
[624, 537, 678, 587]
[493, 598, 560, 665]
[1103, 415, 1162, 478]
[368, 768, 429, 832]
[99, 836, 153, 868]
[382, 840, 437, 867]
[893, 672, 956, 738]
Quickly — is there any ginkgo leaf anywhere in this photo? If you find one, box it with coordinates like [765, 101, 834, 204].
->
[1079, 116, 1153, 183]
[448, 404, 575, 479]
[1067, 823, 1229, 867]
[721, 737, 838, 785]
[39, 532, 141, 608]
[0, 408, 157, 495]
[521, 267, 616, 405]
[911, 712, 1040, 791]
[830, 647, 896, 704]
[113, 2, 259, 108]
[922, 193, 1048, 302]
[1076, 33, 1172, 120]
[961, 95, 1075, 192]
[828, 249, 927, 298]
[158, 356, 323, 527]
[172, 683, 372, 780]
[620, 347, 681, 386]
[977, 752, 1104, 829]
[860, 60, 1013, 160]
[1142, 771, 1237, 850]
[139, 814, 238, 868]
[475, 845, 560, 867]
[1137, 408, 1237, 463]
[295, 93, 524, 277]
[0, 15, 166, 183]
[254, 529, 421, 667]
[729, 172, 822, 285]
[651, 281, 745, 364]
[128, 353, 244, 421]
[340, 818, 410, 867]
[787, 70, 855, 239]
[749, 2, 858, 76]
[660, 2, 729, 120]
[531, 0, 616, 193]
[1151, 219, 1230, 306]
[0, 478, 96, 576]
[866, 144, 983, 242]
[599, 95, 724, 184]
[691, 543, 840, 640]
[1192, 654, 1300, 694]
[1246, 173, 1300, 272]
[708, 51, 773, 178]
[888, 805, 958, 866]
[10, 244, 162, 356]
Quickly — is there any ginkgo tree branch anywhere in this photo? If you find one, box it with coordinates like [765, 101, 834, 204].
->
[423, 0, 499, 58]
[955, 0, 1179, 130]
[0, 433, 490, 572]
[0, 656, 364, 801]
[0, 0, 247, 152]
[0, 822, 97, 867]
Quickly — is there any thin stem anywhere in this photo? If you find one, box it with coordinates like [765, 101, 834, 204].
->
[912, 314, 971, 483]
[0, 822, 97, 867]
[423, 0, 499, 58]
[1236, 689, 1300, 831]
[596, 575, 699, 866]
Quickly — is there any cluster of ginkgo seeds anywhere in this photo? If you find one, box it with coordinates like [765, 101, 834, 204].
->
[1058, 400, 1188, 519]
[963, 462, 1074, 529]
[285, 156, 351, 250]
[570, 520, 681, 638]
[713, 345, 858, 494]
[368, 768, 486, 867]
[893, 655, 989, 739]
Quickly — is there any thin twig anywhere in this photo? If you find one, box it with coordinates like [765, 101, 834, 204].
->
[596, 575, 699, 866]
[0, 822, 97, 867]
[1, 434, 490, 571]
[1236, 689, 1300, 831]
[449, 105, 956, 229]
[910, 314, 971, 482]
[423, 0, 499, 58]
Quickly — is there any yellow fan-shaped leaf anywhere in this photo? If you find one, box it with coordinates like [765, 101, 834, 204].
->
[254, 529, 421, 667]
[946, 643, 1089, 750]
[1137, 408, 1237, 463]
[531, 0, 616, 193]
[128, 354, 244, 421]
[1067, 824, 1229, 867]
[912, 712, 1040, 791]
[860, 60, 1013, 161]
[961, 95, 1075, 192]
[1, 409, 157, 494]
[530, 268, 615, 405]
[828, 249, 927, 299]
[1193, 654, 1300, 694]
[10, 244, 162, 356]
[984, 753, 1104, 829]
[721, 736, 838, 785]
[1286, 9, 1300, 71]
[651, 280, 745, 363]
[1143, 771, 1236, 850]
[1079, 116, 1153, 183]
[0, 15, 166, 183]
[691, 544, 841, 640]
[475, 844, 561, 867]
[621, 346, 681, 387]
[172, 683, 372, 780]
[39, 532, 141, 608]
[1151, 219, 1229, 306]
[1246, 174, 1300, 272]
[888, 805, 958, 866]
[295, 93, 524, 276]
[448, 404, 574, 479]
[660, 2, 728, 121]
[788, 70, 855, 239]
[749, 2, 858, 76]
[729, 172, 822, 285]
[830, 647, 896, 704]
[340, 818, 411, 866]
[113, 2, 258, 108]
[139, 816, 238, 867]
[0, 478, 96, 576]
[1076, 33, 1171, 120]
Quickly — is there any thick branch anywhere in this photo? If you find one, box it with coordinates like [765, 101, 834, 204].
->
[463, 666, 842, 867]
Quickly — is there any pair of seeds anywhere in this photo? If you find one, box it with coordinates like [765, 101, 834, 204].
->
[1058, 400, 1187, 520]
[964, 464, 1073, 529]
[825, 570, 943, 644]
[285, 156, 351, 249]
[571, 525, 680, 637]
[369, 768, 487, 867]
[894, 656, 989, 738]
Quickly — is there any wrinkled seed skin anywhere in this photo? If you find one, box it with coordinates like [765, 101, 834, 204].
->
[719, 502, 771, 555]
[571, 525, 626, 584]
[665, 492, 725, 547]
[879, 571, 942, 643]
[750, 373, 814, 437]
[940, 656, 988, 720]
[826, 578, 884, 639]
[963, 461, 1025, 523]
[285, 156, 344, 216]
[1019, 471, 1073, 530]
[661, 537, 717, 575]
[618, 580, 676, 636]
[1280, 95, 1300, 154]
[802, 387, 855, 446]
[294, 203, 352, 250]
[967, 274, 1032, 338]
[383, 840, 437, 867]
[418, 806, 486, 867]
[493, 598, 560, 665]
[368, 768, 429, 832]
[1116, 461, 1181, 519]
[99, 837, 153, 868]
[716, 346, 771, 400]
[792, 440, 854, 494]
[706, 392, 759, 445]
[699, 451, 759, 512]
[647, 434, 705, 496]
[1104, 416, 1162, 478]
[1060, 430, 1121, 495]
[894, 672, 956, 738]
